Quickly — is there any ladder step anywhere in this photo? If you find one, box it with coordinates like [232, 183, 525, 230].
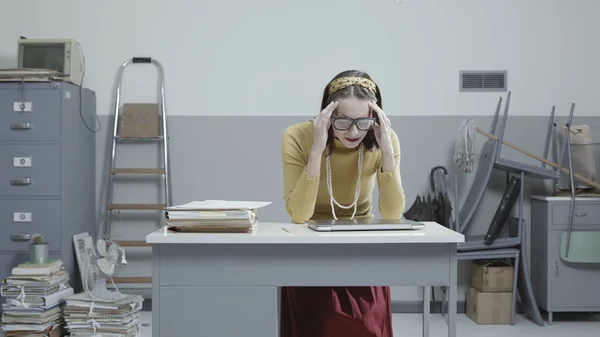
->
[112, 168, 165, 174]
[109, 203, 165, 210]
[115, 135, 164, 142]
[117, 240, 152, 247]
[111, 277, 152, 284]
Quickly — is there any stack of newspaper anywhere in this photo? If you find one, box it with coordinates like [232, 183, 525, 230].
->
[1, 259, 74, 337]
[164, 200, 272, 233]
[62, 292, 144, 337]
[0, 68, 65, 82]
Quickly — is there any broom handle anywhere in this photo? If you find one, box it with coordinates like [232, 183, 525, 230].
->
[476, 127, 600, 190]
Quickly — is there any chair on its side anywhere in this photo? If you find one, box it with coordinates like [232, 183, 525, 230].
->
[434, 91, 576, 327]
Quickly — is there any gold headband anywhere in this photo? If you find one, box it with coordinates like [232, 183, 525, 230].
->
[328, 76, 378, 96]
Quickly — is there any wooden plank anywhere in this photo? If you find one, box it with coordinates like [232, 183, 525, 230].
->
[117, 240, 152, 247]
[115, 135, 163, 141]
[108, 204, 165, 210]
[112, 168, 165, 174]
[112, 277, 152, 284]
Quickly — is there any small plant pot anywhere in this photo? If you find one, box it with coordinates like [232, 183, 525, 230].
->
[29, 243, 49, 264]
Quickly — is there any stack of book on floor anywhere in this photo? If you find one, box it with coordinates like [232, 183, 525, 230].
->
[0, 259, 75, 337]
[164, 200, 272, 233]
[62, 292, 144, 337]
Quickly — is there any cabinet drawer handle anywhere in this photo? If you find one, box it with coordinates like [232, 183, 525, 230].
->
[11, 234, 31, 241]
[10, 123, 31, 130]
[575, 213, 587, 217]
[11, 178, 32, 185]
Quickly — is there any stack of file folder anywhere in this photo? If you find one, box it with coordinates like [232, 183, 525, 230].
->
[164, 200, 271, 233]
[62, 292, 144, 337]
[1, 259, 74, 337]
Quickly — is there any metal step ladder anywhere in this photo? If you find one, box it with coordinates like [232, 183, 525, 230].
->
[101, 57, 171, 290]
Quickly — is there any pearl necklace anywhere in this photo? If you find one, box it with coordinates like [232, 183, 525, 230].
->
[325, 144, 364, 220]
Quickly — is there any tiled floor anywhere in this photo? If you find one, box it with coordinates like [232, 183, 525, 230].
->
[139, 311, 600, 336]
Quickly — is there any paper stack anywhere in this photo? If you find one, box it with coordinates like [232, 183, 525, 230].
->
[62, 292, 144, 337]
[1, 259, 75, 337]
[164, 200, 272, 233]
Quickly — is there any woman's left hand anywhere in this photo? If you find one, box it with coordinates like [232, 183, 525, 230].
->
[369, 101, 394, 155]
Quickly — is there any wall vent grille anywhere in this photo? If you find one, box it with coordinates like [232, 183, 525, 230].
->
[459, 70, 507, 92]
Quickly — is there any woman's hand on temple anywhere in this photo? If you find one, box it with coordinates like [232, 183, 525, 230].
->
[311, 101, 338, 154]
[369, 101, 394, 155]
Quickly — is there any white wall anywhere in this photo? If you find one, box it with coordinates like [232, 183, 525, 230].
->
[1, 0, 598, 117]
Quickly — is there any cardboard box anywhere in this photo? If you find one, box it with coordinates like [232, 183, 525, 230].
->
[466, 286, 512, 324]
[471, 259, 514, 292]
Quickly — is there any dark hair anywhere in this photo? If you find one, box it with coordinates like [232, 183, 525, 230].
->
[320, 70, 382, 155]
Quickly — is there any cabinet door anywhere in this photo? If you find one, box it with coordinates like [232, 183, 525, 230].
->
[0, 88, 61, 142]
[549, 229, 600, 310]
[0, 144, 61, 197]
[0, 198, 62, 252]
[551, 201, 600, 230]
[157, 286, 278, 337]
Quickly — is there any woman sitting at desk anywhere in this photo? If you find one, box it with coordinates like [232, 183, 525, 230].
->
[280, 70, 406, 337]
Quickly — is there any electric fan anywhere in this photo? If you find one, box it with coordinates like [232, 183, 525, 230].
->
[81, 235, 127, 300]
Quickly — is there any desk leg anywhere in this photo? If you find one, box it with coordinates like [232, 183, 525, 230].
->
[447, 244, 457, 337]
[422, 286, 430, 337]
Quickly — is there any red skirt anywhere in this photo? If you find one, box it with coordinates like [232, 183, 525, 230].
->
[280, 286, 394, 337]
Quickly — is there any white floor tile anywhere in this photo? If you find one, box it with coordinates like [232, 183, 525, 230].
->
[138, 311, 600, 337]
[391, 313, 599, 337]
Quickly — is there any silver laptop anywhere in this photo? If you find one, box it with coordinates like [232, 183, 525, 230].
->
[305, 219, 426, 232]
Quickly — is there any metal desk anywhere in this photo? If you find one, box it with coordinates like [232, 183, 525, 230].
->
[147, 222, 464, 337]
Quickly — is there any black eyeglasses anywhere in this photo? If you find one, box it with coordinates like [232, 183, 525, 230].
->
[331, 116, 376, 131]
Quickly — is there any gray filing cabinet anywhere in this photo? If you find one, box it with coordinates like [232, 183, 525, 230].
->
[0, 82, 97, 311]
[530, 195, 600, 324]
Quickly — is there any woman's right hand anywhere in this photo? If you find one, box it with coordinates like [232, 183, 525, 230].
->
[311, 101, 338, 154]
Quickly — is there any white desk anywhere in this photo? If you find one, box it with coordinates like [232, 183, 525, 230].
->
[146, 221, 464, 337]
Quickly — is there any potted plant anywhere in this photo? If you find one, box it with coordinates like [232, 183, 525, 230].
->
[30, 234, 49, 264]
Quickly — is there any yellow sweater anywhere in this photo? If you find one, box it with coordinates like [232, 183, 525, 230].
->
[281, 121, 406, 224]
